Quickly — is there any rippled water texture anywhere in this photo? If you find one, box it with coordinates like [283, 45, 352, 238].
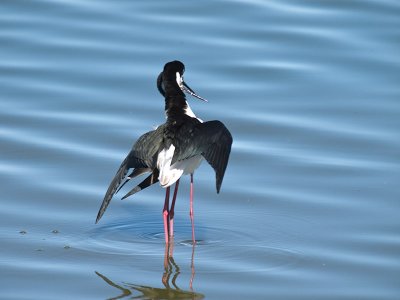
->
[1, 0, 400, 299]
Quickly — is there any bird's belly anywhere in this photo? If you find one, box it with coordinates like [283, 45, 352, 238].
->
[173, 155, 203, 175]
[157, 145, 203, 188]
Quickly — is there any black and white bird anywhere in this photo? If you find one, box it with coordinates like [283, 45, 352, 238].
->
[95, 61, 232, 244]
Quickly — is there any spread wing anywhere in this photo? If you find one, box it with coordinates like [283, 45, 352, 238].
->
[171, 120, 233, 193]
[95, 125, 165, 223]
[125, 124, 166, 169]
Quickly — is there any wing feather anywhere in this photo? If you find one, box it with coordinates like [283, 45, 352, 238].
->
[95, 157, 129, 223]
[95, 125, 165, 223]
[121, 169, 159, 200]
[171, 120, 232, 192]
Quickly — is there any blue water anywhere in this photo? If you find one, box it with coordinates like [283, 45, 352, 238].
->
[1, 0, 400, 299]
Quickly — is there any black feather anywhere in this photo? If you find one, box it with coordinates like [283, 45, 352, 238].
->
[115, 168, 151, 194]
[95, 126, 165, 223]
[95, 158, 129, 223]
[122, 169, 159, 200]
[171, 120, 232, 192]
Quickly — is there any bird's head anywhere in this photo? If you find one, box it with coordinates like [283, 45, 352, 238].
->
[157, 60, 207, 102]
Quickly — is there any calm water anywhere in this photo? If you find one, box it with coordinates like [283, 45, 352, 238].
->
[1, 0, 399, 299]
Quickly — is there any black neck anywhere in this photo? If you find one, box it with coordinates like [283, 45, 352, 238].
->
[163, 81, 188, 119]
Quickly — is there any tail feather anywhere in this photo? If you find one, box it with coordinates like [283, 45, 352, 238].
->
[95, 159, 128, 223]
[122, 169, 159, 200]
[115, 168, 150, 194]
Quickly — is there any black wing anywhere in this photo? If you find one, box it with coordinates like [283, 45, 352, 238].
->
[125, 124, 166, 169]
[95, 157, 129, 223]
[95, 125, 165, 223]
[171, 120, 232, 193]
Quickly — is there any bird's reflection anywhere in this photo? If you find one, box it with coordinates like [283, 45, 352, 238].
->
[96, 239, 204, 300]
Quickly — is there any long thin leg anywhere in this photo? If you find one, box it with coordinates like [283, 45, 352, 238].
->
[163, 187, 170, 244]
[190, 173, 196, 244]
[169, 179, 180, 238]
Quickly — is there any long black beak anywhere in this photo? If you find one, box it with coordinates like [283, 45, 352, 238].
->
[182, 81, 208, 102]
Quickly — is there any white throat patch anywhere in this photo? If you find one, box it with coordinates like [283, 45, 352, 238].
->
[175, 72, 203, 122]
[176, 72, 183, 88]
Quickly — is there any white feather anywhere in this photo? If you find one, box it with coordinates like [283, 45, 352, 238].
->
[176, 72, 183, 87]
[185, 101, 203, 122]
[157, 144, 203, 188]
[157, 144, 182, 187]
[173, 155, 203, 175]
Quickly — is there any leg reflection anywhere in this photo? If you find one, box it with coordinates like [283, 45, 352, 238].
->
[163, 238, 197, 291]
[190, 241, 196, 291]
[96, 240, 203, 299]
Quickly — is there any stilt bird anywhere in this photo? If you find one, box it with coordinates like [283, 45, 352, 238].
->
[95, 61, 232, 244]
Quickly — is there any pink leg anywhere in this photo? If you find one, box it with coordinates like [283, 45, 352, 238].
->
[163, 187, 170, 244]
[190, 174, 196, 244]
[169, 179, 180, 238]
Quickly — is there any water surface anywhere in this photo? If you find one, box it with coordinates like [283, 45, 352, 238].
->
[1, 0, 400, 299]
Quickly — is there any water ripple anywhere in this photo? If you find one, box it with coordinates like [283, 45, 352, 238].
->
[1, 0, 400, 298]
